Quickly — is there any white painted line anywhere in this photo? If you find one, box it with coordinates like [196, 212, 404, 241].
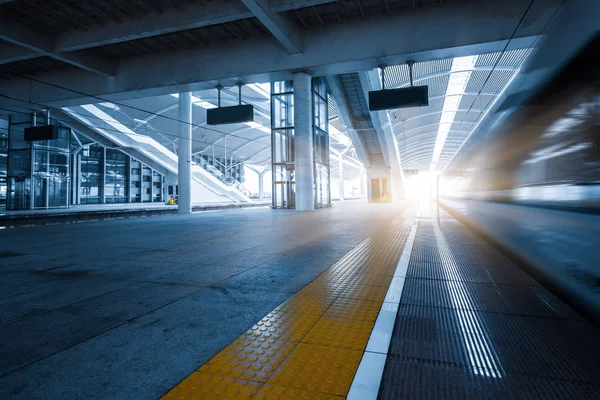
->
[383, 276, 406, 303]
[347, 352, 388, 400]
[347, 215, 419, 400]
[365, 302, 399, 354]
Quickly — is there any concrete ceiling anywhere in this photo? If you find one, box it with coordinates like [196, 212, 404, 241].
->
[0, 0, 560, 110]
[0, 0, 565, 176]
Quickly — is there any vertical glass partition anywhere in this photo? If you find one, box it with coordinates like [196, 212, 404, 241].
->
[271, 81, 295, 209]
[105, 149, 129, 203]
[271, 78, 331, 209]
[313, 78, 331, 208]
[80, 144, 104, 204]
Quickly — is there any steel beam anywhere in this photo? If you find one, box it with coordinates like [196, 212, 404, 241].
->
[52, 0, 327, 53]
[241, 0, 302, 54]
[0, 0, 560, 108]
[0, 17, 115, 77]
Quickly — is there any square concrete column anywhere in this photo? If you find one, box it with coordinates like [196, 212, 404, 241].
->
[338, 157, 344, 201]
[178, 92, 192, 214]
[293, 72, 314, 211]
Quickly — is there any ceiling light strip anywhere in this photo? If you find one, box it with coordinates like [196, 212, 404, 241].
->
[430, 55, 478, 171]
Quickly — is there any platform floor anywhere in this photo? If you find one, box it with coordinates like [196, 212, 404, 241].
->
[377, 202, 600, 399]
[1, 200, 599, 399]
[441, 197, 600, 322]
[0, 200, 405, 399]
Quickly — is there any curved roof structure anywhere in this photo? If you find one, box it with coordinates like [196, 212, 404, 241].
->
[385, 48, 533, 173]
[61, 82, 362, 174]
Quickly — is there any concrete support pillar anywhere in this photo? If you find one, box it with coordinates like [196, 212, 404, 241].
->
[258, 170, 265, 200]
[178, 92, 192, 214]
[293, 72, 314, 211]
[360, 168, 366, 199]
[338, 157, 344, 201]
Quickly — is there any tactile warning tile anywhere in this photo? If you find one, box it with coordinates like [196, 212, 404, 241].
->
[339, 282, 391, 302]
[198, 336, 296, 381]
[244, 312, 320, 343]
[243, 295, 333, 342]
[253, 383, 344, 400]
[268, 343, 364, 396]
[303, 318, 374, 350]
[322, 298, 381, 322]
[162, 371, 261, 399]
[162, 207, 418, 399]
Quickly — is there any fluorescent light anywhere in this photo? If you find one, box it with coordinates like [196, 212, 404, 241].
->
[133, 118, 148, 124]
[430, 55, 478, 171]
[99, 102, 119, 110]
[451, 56, 478, 72]
[441, 61, 523, 173]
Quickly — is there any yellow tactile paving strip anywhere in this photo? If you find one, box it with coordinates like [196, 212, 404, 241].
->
[162, 207, 415, 399]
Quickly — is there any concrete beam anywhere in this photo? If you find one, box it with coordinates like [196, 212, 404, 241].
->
[53, 0, 326, 53]
[55, 2, 252, 52]
[272, 0, 337, 12]
[0, 17, 114, 77]
[0, 43, 38, 64]
[0, 0, 560, 109]
[241, 0, 302, 54]
[324, 75, 370, 167]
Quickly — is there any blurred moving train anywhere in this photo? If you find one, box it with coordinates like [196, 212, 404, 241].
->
[442, 32, 599, 211]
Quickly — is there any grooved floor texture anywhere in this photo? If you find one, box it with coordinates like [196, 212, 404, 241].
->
[162, 206, 417, 399]
[377, 204, 600, 400]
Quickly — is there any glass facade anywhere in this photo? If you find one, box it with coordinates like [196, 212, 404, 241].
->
[271, 78, 331, 209]
[0, 118, 8, 209]
[6, 113, 70, 210]
[4, 113, 164, 210]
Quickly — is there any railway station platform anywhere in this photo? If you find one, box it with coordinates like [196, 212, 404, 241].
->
[1, 200, 599, 399]
[0, 201, 270, 229]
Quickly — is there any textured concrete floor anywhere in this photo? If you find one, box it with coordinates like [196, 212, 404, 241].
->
[0, 200, 409, 399]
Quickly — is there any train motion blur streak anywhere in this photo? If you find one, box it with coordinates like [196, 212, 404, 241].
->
[438, 9, 599, 324]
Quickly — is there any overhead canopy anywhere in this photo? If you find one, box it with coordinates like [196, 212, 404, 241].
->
[59, 82, 361, 170]
[384, 48, 533, 174]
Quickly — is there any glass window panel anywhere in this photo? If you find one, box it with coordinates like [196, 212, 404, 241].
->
[7, 177, 31, 210]
[80, 144, 104, 204]
[273, 81, 293, 95]
[7, 149, 31, 177]
[104, 148, 129, 203]
[8, 125, 30, 150]
[272, 94, 294, 128]
[273, 129, 294, 163]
